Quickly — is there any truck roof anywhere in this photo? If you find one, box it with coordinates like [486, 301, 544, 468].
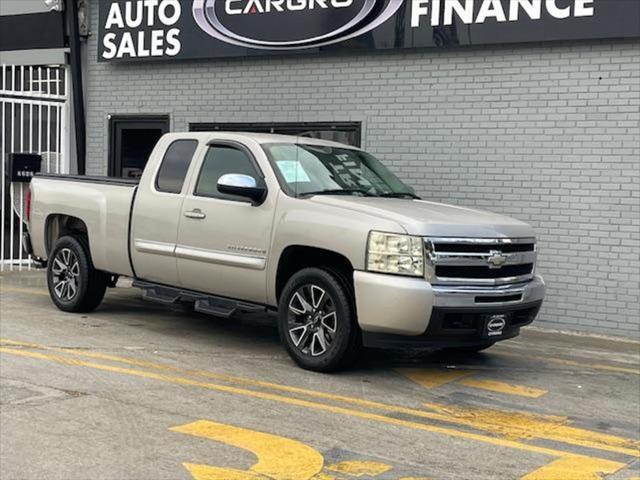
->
[161, 131, 361, 150]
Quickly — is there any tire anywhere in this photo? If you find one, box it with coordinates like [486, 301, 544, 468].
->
[46, 235, 108, 313]
[440, 342, 495, 355]
[278, 267, 361, 372]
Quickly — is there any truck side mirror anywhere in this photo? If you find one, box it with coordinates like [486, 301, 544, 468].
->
[217, 174, 266, 205]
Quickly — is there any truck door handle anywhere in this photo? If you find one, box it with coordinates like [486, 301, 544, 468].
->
[184, 209, 206, 219]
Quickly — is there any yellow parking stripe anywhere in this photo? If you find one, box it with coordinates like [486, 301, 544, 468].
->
[395, 368, 473, 388]
[325, 461, 392, 477]
[423, 403, 640, 456]
[2, 338, 638, 457]
[458, 378, 547, 398]
[172, 420, 323, 480]
[520, 456, 624, 480]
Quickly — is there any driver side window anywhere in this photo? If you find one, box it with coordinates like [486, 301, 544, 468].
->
[194, 145, 262, 201]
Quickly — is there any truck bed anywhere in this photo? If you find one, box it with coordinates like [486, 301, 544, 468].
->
[29, 174, 139, 277]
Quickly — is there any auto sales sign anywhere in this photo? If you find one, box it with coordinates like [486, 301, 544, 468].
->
[98, 0, 640, 61]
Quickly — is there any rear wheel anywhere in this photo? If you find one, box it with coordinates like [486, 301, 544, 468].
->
[278, 268, 361, 372]
[47, 235, 108, 313]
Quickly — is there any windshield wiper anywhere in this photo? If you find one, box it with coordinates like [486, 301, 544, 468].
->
[378, 192, 421, 199]
[301, 188, 374, 197]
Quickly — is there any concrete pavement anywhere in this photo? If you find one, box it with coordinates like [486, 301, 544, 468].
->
[1, 270, 639, 480]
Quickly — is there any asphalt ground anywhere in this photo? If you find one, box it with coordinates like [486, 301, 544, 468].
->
[1, 269, 639, 480]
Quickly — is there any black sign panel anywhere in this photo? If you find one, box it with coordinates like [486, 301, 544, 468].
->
[7, 154, 42, 183]
[98, 0, 640, 62]
[0, 12, 66, 52]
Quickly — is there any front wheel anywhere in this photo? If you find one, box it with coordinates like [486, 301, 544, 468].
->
[47, 235, 108, 313]
[278, 268, 361, 372]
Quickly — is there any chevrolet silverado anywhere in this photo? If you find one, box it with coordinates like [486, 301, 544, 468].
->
[26, 132, 545, 371]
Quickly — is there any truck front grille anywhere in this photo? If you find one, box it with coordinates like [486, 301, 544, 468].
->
[425, 237, 536, 286]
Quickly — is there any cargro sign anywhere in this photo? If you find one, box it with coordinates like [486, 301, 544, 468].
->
[98, 0, 640, 62]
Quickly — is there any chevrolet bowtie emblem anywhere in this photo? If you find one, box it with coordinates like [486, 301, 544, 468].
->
[487, 250, 508, 268]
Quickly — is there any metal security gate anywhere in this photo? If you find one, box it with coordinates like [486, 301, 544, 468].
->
[1, 65, 69, 271]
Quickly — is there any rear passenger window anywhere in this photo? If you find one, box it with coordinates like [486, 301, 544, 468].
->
[155, 140, 198, 193]
[195, 146, 262, 200]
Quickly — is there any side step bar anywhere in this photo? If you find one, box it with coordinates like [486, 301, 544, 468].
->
[132, 280, 267, 318]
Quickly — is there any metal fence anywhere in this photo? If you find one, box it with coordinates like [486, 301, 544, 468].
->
[1, 65, 70, 271]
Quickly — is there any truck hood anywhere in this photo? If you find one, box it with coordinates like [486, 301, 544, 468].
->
[308, 196, 534, 238]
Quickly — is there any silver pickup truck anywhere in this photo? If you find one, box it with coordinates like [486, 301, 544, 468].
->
[26, 132, 545, 371]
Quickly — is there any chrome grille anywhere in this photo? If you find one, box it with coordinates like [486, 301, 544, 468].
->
[425, 237, 536, 286]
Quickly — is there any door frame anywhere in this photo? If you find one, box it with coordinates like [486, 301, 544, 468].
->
[188, 121, 362, 147]
[108, 115, 170, 177]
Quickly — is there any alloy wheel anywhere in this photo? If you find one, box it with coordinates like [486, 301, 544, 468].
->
[287, 284, 338, 357]
[51, 248, 80, 301]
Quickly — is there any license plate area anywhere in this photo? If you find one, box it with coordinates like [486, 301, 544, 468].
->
[483, 313, 511, 338]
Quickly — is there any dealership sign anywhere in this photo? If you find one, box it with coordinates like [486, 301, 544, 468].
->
[99, 0, 640, 61]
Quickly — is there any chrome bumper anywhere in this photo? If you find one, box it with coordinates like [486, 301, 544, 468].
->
[432, 275, 546, 308]
[354, 271, 545, 336]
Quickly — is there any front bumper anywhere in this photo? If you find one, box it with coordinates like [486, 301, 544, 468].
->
[354, 271, 545, 339]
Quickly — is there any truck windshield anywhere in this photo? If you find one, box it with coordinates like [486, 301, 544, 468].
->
[262, 143, 418, 199]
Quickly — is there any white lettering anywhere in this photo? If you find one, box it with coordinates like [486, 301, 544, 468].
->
[226, 0, 243, 14]
[431, 0, 440, 25]
[411, 0, 430, 27]
[105, 2, 124, 29]
[508, 0, 541, 20]
[309, 0, 328, 9]
[102, 32, 118, 59]
[287, 0, 306, 11]
[476, 0, 507, 22]
[125, 1, 143, 28]
[116, 32, 137, 58]
[243, 0, 265, 13]
[159, 0, 181, 25]
[144, 0, 159, 26]
[545, 0, 570, 18]
[150, 29, 164, 55]
[444, 0, 473, 25]
[137, 30, 150, 56]
[267, 0, 285, 11]
[574, 0, 594, 17]
[165, 28, 181, 56]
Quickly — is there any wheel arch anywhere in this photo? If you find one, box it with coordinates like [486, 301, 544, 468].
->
[275, 245, 355, 303]
[44, 214, 89, 257]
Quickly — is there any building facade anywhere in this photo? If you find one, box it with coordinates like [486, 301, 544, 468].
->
[83, 0, 639, 337]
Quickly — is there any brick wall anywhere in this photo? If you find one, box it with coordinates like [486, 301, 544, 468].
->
[84, 6, 640, 337]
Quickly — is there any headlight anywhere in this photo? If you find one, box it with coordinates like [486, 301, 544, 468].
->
[366, 231, 424, 277]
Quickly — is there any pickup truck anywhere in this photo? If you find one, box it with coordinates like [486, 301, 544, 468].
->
[26, 132, 545, 372]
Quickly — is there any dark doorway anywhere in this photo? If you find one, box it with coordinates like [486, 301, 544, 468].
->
[109, 116, 170, 178]
[189, 122, 361, 147]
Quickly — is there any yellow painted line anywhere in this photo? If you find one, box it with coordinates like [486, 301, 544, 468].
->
[0, 286, 49, 297]
[2, 338, 639, 457]
[423, 403, 640, 457]
[172, 420, 323, 480]
[0, 345, 619, 463]
[520, 456, 624, 480]
[496, 351, 640, 376]
[458, 378, 547, 398]
[325, 460, 392, 477]
[396, 368, 472, 389]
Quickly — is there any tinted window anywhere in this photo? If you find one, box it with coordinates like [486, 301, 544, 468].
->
[155, 140, 198, 193]
[195, 146, 261, 200]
